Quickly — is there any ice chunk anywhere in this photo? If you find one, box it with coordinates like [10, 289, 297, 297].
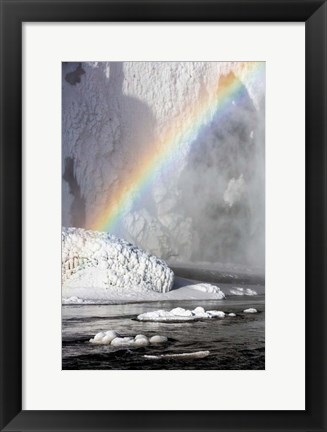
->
[137, 310, 196, 322]
[137, 306, 227, 322]
[171, 307, 193, 317]
[150, 335, 168, 344]
[228, 313, 236, 317]
[192, 306, 210, 318]
[89, 330, 167, 348]
[207, 310, 225, 318]
[103, 330, 118, 342]
[134, 337, 149, 347]
[243, 308, 258, 313]
[192, 306, 205, 315]
[144, 351, 210, 360]
[90, 330, 119, 344]
[111, 337, 135, 347]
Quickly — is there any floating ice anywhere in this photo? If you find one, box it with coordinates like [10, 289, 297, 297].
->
[207, 310, 226, 318]
[149, 335, 168, 344]
[89, 330, 167, 347]
[137, 306, 226, 322]
[230, 287, 258, 296]
[243, 308, 258, 313]
[111, 337, 135, 347]
[171, 307, 193, 317]
[134, 337, 150, 347]
[193, 306, 205, 315]
[135, 334, 147, 340]
[94, 332, 106, 341]
[62, 227, 174, 295]
[89, 330, 118, 344]
[228, 313, 236, 317]
[144, 351, 210, 360]
[137, 309, 197, 322]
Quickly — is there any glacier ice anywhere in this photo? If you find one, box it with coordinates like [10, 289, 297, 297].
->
[62, 227, 174, 295]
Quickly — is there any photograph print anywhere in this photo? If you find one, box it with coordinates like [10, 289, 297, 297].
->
[62, 61, 265, 370]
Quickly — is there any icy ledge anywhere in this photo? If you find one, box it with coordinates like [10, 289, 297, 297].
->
[62, 227, 174, 294]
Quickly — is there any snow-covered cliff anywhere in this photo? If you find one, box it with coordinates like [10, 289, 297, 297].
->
[62, 62, 265, 269]
[62, 227, 174, 294]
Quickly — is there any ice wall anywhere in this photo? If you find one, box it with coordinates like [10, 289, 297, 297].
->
[62, 62, 265, 270]
[62, 227, 174, 293]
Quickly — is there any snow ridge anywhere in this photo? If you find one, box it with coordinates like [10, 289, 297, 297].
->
[62, 227, 174, 293]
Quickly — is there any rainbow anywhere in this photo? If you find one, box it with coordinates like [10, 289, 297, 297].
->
[90, 62, 265, 232]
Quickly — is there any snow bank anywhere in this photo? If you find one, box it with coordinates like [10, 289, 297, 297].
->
[137, 306, 227, 322]
[144, 351, 210, 360]
[243, 308, 258, 313]
[188, 283, 225, 299]
[230, 287, 258, 296]
[89, 330, 168, 347]
[62, 296, 90, 304]
[62, 227, 174, 296]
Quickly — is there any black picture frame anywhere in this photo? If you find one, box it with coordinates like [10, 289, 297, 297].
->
[0, 0, 326, 431]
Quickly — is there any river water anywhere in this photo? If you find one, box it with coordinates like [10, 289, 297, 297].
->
[62, 295, 265, 370]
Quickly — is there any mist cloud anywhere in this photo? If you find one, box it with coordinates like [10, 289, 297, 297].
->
[62, 62, 265, 272]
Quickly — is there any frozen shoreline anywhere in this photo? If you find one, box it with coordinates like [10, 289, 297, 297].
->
[62, 278, 227, 304]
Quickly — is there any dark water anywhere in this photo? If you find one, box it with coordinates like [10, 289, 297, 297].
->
[62, 296, 265, 370]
